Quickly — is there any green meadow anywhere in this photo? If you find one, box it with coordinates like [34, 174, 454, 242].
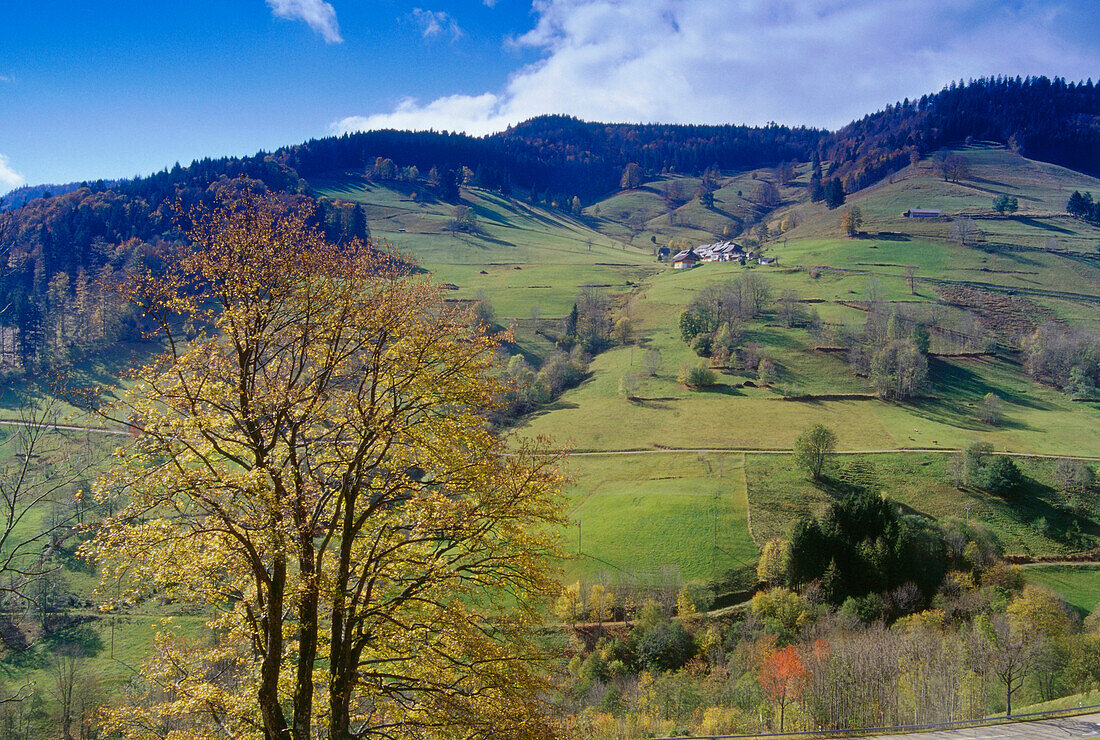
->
[559, 452, 757, 584]
[1023, 564, 1100, 615]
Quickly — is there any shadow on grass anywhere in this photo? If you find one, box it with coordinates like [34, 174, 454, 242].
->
[471, 232, 517, 248]
[930, 357, 1053, 411]
[871, 232, 912, 242]
[465, 199, 514, 228]
[697, 384, 743, 396]
[1013, 217, 1075, 235]
[40, 622, 105, 657]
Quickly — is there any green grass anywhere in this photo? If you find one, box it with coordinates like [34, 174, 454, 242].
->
[559, 452, 757, 584]
[1023, 564, 1100, 615]
[1016, 689, 1100, 713]
[745, 453, 1100, 557]
[313, 178, 654, 316]
[516, 258, 1100, 455]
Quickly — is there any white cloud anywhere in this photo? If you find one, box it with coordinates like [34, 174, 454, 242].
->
[0, 154, 25, 195]
[333, 0, 1100, 135]
[266, 0, 342, 43]
[408, 8, 463, 40]
[0, 75, 10, 83]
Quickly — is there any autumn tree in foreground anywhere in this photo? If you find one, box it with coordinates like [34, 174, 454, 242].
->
[85, 189, 565, 740]
[760, 645, 809, 731]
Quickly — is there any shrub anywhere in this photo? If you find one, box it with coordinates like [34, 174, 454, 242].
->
[634, 621, 695, 672]
[839, 593, 886, 624]
[692, 333, 713, 357]
[979, 456, 1023, 495]
[678, 363, 716, 388]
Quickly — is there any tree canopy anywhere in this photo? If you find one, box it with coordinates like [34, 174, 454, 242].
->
[85, 190, 565, 740]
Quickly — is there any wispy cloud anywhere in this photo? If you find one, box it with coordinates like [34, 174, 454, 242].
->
[408, 8, 463, 40]
[0, 154, 25, 195]
[0, 74, 11, 83]
[266, 0, 342, 43]
[333, 0, 1100, 136]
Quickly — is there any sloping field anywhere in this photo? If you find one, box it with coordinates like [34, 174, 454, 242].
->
[560, 452, 756, 583]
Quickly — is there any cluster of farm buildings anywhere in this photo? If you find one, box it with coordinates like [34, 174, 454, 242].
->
[662, 241, 776, 269]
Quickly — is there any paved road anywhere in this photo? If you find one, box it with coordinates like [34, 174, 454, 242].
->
[839, 712, 1100, 740]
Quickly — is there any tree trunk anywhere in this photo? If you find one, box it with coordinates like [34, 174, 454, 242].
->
[291, 478, 317, 740]
[259, 557, 290, 740]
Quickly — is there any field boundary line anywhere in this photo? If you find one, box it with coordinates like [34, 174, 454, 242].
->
[0, 419, 130, 436]
[552, 447, 1100, 461]
[738, 453, 760, 548]
[7, 421, 1099, 462]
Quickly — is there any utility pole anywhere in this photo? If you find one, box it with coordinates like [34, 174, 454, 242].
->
[578, 521, 582, 555]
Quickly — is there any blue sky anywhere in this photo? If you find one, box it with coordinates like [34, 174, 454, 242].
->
[2, 0, 1099, 194]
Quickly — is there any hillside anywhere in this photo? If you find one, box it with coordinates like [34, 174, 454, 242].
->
[2, 107, 1099, 738]
[290, 143, 1100, 591]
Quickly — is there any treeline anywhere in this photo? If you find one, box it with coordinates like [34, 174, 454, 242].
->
[277, 116, 826, 206]
[3, 76, 1097, 374]
[0, 176, 368, 375]
[825, 76, 1100, 192]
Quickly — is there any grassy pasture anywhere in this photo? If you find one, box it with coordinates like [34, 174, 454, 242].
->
[1023, 564, 1100, 616]
[559, 452, 757, 584]
[313, 178, 655, 325]
[517, 255, 1100, 456]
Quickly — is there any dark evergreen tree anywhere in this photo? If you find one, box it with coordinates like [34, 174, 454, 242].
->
[824, 178, 846, 209]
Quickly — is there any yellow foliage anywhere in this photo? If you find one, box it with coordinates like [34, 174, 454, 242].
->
[675, 586, 698, 617]
[85, 188, 566, 740]
[589, 583, 615, 624]
[698, 706, 744, 734]
[757, 538, 789, 585]
[894, 608, 948, 633]
[1008, 584, 1072, 641]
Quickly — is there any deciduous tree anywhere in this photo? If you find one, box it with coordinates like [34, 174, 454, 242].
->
[86, 190, 565, 740]
[794, 424, 837, 481]
[760, 645, 809, 731]
[840, 206, 862, 236]
[620, 163, 643, 190]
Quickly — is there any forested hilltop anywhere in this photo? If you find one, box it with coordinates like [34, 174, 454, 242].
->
[1, 75, 1098, 373]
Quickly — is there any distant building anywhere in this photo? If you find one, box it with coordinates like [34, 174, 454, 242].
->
[904, 208, 941, 218]
[671, 249, 701, 269]
[758, 256, 777, 265]
[693, 240, 744, 262]
[657, 246, 671, 261]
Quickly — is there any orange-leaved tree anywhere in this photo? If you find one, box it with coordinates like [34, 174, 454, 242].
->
[83, 187, 565, 740]
[760, 644, 810, 731]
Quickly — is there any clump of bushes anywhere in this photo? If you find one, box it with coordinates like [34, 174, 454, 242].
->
[678, 362, 716, 388]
